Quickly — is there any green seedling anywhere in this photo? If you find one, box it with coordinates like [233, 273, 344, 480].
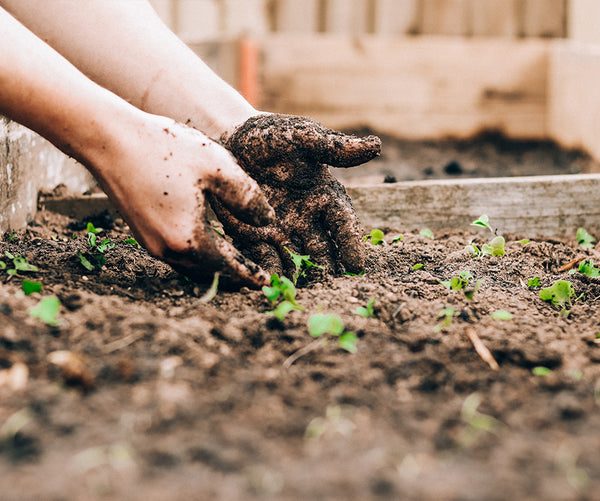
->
[263, 274, 304, 321]
[284, 246, 324, 284]
[7, 233, 16, 242]
[354, 297, 376, 318]
[392, 235, 404, 243]
[2, 251, 39, 277]
[344, 270, 366, 277]
[364, 229, 385, 245]
[123, 238, 141, 249]
[570, 259, 600, 278]
[0, 261, 5, 270]
[29, 296, 61, 326]
[491, 310, 512, 321]
[433, 307, 457, 333]
[459, 392, 503, 447]
[517, 239, 530, 245]
[307, 313, 358, 353]
[481, 235, 505, 257]
[527, 277, 541, 287]
[80, 227, 115, 270]
[471, 215, 493, 233]
[199, 272, 220, 304]
[465, 242, 481, 257]
[539, 280, 583, 317]
[420, 229, 434, 239]
[532, 366, 552, 376]
[411, 263, 424, 271]
[22, 280, 42, 296]
[86, 222, 103, 234]
[577, 227, 595, 249]
[441, 271, 481, 299]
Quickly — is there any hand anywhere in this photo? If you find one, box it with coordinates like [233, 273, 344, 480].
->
[212, 114, 381, 278]
[92, 116, 274, 288]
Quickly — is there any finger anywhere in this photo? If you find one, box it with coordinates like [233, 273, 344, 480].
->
[320, 189, 366, 274]
[301, 227, 337, 273]
[314, 130, 382, 168]
[207, 155, 275, 227]
[246, 242, 283, 276]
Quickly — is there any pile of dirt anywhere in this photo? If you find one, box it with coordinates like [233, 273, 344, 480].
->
[0, 209, 599, 501]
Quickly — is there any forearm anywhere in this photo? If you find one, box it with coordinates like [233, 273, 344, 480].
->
[0, 0, 256, 139]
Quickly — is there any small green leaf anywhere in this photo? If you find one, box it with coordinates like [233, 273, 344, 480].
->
[22, 280, 42, 295]
[527, 277, 541, 287]
[517, 239, 530, 245]
[344, 270, 366, 276]
[491, 310, 512, 321]
[465, 244, 480, 257]
[532, 366, 551, 376]
[367, 229, 385, 246]
[539, 280, 576, 309]
[77, 252, 95, 271]
[353, 297, 376, 318]
[87, 232, 97, 248]
[86, 222, 102, 234]
[488, 236, 505, 257]
[12, 255, 38, 272]
[577, 260, 600, 278]
[338, 332, 358, 353]
[284, 246, 324, 284]
[420, 229, 434, 239]
[0, 261, 5, 270]
[308, 314, 345, 338]
[7, 233, 16, 242]
[470, 215, 493, 233]
[433, 307, 455, 333]
[123, 238, 141, 248]
[392, 235, 404, 243]
[29, 296, 61, 326]
[577, 227, 595, 249]
[412, 263, 424, 271]
[4, 251, 14, 259]
[267, 301, 302, 322]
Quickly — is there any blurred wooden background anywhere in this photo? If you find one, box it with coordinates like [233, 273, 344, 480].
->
[149, 0, 571, 40]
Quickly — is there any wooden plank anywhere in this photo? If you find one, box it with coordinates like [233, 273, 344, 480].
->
[567, 0, 600, 44]
[274, 0, 319, 33]
[520, 0, 566, 38]
[259, 35, 549, 139]
[421, 0, 471, 36]
[548, 42, 600, 162]
[372, 0, 420, 35]
[470, 0, 519, 37]
[323, 0, 370, 35]
[347, 174, 600, 237]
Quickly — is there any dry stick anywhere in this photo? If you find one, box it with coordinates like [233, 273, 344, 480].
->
[282, 338, 325, 370]
[465, 328, 500, 371]
[557, 256, 586, 273]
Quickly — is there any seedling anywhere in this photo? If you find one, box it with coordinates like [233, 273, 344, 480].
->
[392, 235, 404, 243]
[263, 274, 304, 321]
[433, 307, 457, 333]
[420, 229, 434, 239]
[344, 270, 366, 277]
[411, 263, 424, 271]
[307, 313, 357, 353]
[29, 296, 61, 326]
[532, 366, 552, 376]
[123, 238, 141, 249]
[284, 246, 324, 284]
[363, 229, 385, 245]
[2, 251, 39, 277]
[79, 226, 115, 270]
[7, 233, 16, 242]
[570, 259, 600, 278]
[22, 280, 42, 296]
[577, 227, 595, 250]
[471, 215, 493, 233]
[539, 280, 583, 317]
[491, 310, 512, 321]
[527, 277, 541, 287]
[441, 271, 481, 300]
[481, 236, 505, 257]
[354, 298, 376, 318]
[86, 222, 103, 234]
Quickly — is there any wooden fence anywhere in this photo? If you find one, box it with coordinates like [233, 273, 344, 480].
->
[150, 0, 568, 41]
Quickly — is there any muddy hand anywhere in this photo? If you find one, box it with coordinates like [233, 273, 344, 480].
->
[213, 114, 381, 277]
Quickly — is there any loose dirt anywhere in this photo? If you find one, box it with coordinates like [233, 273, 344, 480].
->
[1, 135, 600, 501]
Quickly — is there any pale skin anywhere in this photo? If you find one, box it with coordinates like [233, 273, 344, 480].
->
[0, 1, 379, 286]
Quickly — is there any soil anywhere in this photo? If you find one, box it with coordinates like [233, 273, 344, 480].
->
[1, 208, 599, 501]
[1, 135, 600, 501]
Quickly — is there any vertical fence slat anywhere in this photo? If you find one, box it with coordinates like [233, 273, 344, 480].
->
[421, 0, 471, 36]
[372, 0, 420, 35]
[470, 0, 519, 37]
[521, 0, 566, 38]
[275, 0, 320, 33]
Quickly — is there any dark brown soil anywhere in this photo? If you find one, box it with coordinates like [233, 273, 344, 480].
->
[1, 206, 600, 501]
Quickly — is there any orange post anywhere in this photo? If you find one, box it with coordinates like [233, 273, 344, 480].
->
[239, 37, 259, 107]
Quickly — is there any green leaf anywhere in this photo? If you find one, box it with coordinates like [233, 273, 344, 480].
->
[367, 229, 385, 245]
[29, 296, 61, 326]
[489, 236, 506, 257]
[539, 280, 576, 309]
[0, 261, 5, 270]
[392, 235, 404, 243]
[527, 277, 541, 287]
[267, 301, 302, 322]
[86, 222, 103, 234]
[308, 314, 345, 338]
[77, 252, 95, 271]
[87, 232, 97, 248]
[338, 332, 358, 353]
[463, 280, 482, 300]
[577, 227, 595, 249]
[4, 251, 14, 259]
[7, 233, 16, 242]
[96, 238, 115, 254]
[577, 260, 600, 278]
[123, 238, 141, 248]
[412, 263, 424, 271]
[344, 270, 366, 276]
[470, 215, 493, 233]
[491, 310, 512, 321]
[12, 255, 38, 272]
[517, 239, 530, 245]
[284, 246, 324, 284]
[433, 307, 455, 333]
[532, 366, 551, 376]
[22, 280, 42, 295]
[354, 298, 376, 318]
[420, 229, 434, 239]
[465, 244, 480, 257]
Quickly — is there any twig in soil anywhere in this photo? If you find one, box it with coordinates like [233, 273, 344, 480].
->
[465, 328, 499, 371]
[199, 272, 220, 303]
[102, 332, 146, 354]
[558, 257, 586, 273]
[282, 338, 325, 369]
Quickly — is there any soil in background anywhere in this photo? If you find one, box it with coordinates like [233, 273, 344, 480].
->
[0, 208, 599, 501]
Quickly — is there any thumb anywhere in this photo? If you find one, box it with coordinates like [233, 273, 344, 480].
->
[207, 155, 275, 227]
[315, 130, 382, 168]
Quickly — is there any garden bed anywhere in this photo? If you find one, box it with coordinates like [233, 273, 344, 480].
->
[1, 207, 599, 501]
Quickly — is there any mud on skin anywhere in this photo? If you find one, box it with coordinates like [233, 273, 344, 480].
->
[214, 114, 381, 278]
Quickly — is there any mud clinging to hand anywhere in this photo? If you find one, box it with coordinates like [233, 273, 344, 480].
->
[213, 113, 381, 278]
